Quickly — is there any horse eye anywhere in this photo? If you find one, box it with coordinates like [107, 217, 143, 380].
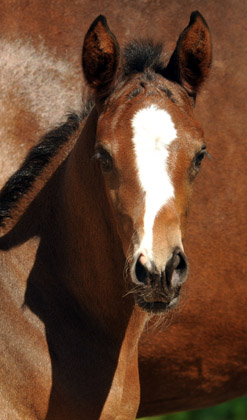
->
[93, 148, 113, 172]
[194, 150, 206, 169]
[190, 147, 209, 179]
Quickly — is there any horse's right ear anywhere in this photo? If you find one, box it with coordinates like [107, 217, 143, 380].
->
[82, 15, 120, 97]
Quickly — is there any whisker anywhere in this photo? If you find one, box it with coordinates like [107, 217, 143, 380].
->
[122, 230, 138, 286]
[122, 284, 142, 298]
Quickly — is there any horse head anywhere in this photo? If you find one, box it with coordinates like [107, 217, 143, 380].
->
[82, 12, 212, 313]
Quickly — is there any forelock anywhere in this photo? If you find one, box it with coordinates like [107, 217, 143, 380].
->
[122, 40, 166, 77]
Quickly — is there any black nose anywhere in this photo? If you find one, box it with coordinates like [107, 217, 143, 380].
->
[134, 247, 189, 288]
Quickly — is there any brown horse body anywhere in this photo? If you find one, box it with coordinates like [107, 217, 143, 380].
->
[0, 1, 247, 419]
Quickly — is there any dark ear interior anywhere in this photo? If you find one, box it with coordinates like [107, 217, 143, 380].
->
[82, 15, 120, 97]
[164, 11, 212, 99]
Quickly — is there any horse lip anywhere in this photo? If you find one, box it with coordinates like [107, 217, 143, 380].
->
[142, 295, 167, 303]
[135, 293, 180, 313]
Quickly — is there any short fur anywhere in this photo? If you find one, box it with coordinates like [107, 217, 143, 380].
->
[0, 2, 246, 419]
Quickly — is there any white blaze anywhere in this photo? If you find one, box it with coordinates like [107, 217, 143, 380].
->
[131, 104, 177, 258]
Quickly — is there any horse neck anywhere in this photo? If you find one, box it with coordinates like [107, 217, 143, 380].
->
[48, 107, 147, 340]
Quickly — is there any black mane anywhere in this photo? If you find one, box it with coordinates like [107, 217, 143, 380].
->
[122, 40, 165, 77]
[0, 101, 94, 225]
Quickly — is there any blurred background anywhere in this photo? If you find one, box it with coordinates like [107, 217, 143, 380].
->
[138, 396, 247, 420]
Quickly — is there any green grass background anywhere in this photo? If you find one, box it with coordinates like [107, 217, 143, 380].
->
[138, 396, 247, 420]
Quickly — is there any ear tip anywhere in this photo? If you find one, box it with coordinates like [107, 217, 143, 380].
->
[88, 15, 108, 32]
[190, 10, 209, 29]
[95, 15, 107, 25]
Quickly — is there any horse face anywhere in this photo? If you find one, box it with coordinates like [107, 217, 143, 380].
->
[83, 13, 211, 312]
[95, 75, 207, 312]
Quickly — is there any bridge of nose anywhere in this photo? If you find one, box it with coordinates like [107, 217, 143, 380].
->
[151, 203, 183, 270]
[133, 217, 182, 277]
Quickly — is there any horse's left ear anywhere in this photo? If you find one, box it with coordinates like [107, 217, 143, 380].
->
[82, 15, 120, 97]
[164, 11, 212, 99]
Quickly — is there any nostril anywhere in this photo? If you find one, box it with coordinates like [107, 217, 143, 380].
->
[135, 256, 148, 285]
[174, 251, 187, 273]
[166, 248, 189, 287]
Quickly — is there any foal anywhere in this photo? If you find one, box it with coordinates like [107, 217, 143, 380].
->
[0, 11, 211, 419]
